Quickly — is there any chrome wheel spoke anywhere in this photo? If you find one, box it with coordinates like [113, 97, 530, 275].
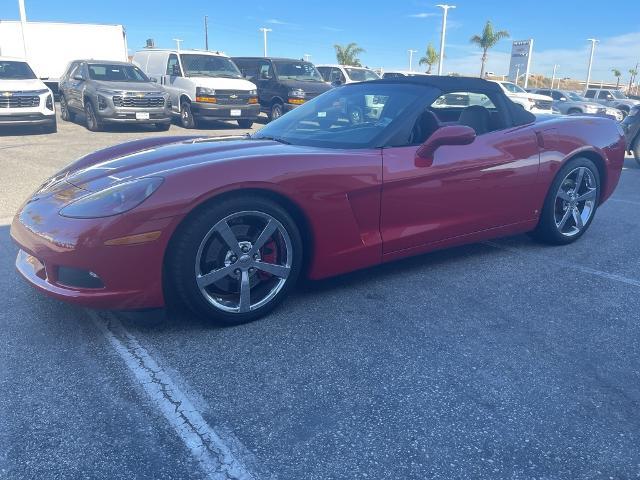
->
[255, 262, 290, 279]
[574, 167, 585, 191]
[197, 264, 235, 288]
[557, 208, 572, 230]
[557, 189, 572, 201]
[239, 270, 251, 313]
[215, 221, 242, 256]
[250, 219, 277, 254]
[577, 188, 596, 202]
[572, 207, 584, 229]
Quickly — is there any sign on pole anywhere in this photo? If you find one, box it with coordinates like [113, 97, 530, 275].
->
[508, 39, 533, 87]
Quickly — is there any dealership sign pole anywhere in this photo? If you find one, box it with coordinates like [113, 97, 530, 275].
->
[508, 39, 533, 88]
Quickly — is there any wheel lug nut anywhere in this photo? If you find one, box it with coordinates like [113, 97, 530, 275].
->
[230, 256, 237, 262]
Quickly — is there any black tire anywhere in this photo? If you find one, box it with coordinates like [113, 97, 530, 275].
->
[632, 136, 640, 166]
[167, 196, 303, 325]
[155, 122, 171, 131]
[237, 119, 254, 129]
[269, 102, 284, 122]
[84, 101, 102, 132]
[530, 157, 600, 245]
[60, 95, 75, 122]
[180, 101, 198, 129]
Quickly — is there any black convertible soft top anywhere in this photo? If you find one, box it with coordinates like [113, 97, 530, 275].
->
[372, 75, 536, 126]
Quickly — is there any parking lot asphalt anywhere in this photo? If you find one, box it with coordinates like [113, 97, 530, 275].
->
[1, 111, 640, 479]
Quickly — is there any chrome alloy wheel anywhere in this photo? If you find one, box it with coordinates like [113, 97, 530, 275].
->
[194, 211, 293, 313]
[554, 166, 597, 237]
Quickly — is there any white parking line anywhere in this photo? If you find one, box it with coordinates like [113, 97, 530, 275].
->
[483, 241, 640, 288]
[87, 310, 256, 480]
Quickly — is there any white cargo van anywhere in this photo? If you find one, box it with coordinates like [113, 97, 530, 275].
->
[133, 49, 259, 128]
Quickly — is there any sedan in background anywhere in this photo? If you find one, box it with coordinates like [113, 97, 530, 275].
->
[11, 76, 624, 325]
[489, 80, 553, 113]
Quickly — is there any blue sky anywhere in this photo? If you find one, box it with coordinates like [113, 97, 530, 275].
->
[2, 0, 640, 82]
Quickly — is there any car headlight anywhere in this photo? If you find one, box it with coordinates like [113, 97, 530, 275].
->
[45, 94, 54, 111]
[249, 89, 257, 96]
[288, 88, 306, 99]
[33, 88, 49, 95]
[59, 177, 163, 219]
[196, 87, 216, 96]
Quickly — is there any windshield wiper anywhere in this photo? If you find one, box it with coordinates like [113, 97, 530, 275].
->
[253, 135, 291, 145]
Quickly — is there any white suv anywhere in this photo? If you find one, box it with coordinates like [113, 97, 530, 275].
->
[0, 57, 56, 133]
[489, 80, 553, 114]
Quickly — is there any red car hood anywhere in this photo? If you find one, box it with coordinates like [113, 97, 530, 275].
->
[63, 136, 313, 193]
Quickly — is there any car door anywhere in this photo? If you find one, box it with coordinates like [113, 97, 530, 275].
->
[381, 90, 541, 254]
[597, 90, 614, 107]
[163, 54, 183, 113]
[254, 60, 276, 108]
[67, 62, 87, 111]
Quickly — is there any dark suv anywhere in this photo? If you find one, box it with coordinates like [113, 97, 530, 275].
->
[231, 57, 331, 121]
[59, 60, 172, 131]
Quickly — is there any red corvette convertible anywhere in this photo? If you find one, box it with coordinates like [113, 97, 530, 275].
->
[11, 77, 625, 324]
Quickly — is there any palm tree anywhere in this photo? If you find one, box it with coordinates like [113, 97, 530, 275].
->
[418, 43, 440, 74]
[612, 68, 622, 89]
[629, 68, 638, 92]
[470, 21, 510, 78]
[334, 43, 365, 67]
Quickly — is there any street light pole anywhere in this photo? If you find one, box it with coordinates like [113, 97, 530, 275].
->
[303, 54, 311, 62]
[408, 49, 417, 72]
[204, 15, 209, 50]
[585, 38, 599, 91]
[436, 4, 456, 75]
[173, 38, 183, 51]
[259, 28, 272, 57]
[551, 64, 559, 89]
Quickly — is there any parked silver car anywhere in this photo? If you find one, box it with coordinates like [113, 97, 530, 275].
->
[584, 88, 640, 117]
[59, 60, 172, 131]
[531, 88, 624, 121]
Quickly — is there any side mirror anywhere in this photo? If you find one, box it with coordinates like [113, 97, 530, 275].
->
[331, 80, 343, 87]
[171, 64, 182, 76]
[149, 76, 158, 83]
[260, 71, 271, 80]
[73, 74, 84, 81]
[39, 77, 49, 81]
[415, 125, 476, 167]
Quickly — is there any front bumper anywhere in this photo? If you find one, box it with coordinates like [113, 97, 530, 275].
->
[191, 102, 260, 120]
[10, 186, 182, 310]
[0, 112, 56, 126]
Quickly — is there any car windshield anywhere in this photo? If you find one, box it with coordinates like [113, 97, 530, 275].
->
[252, 83, 434, 148]
[274, 61, 323, 82]
[501, 82, 526, 94]
[345, 68, 380, 82]
[88, 64, 149, 82]
[0, 61, 37, 80]
[565, 92, 584, 101]
[180, 54, 242, 78]
[610, 90, 627, 99]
